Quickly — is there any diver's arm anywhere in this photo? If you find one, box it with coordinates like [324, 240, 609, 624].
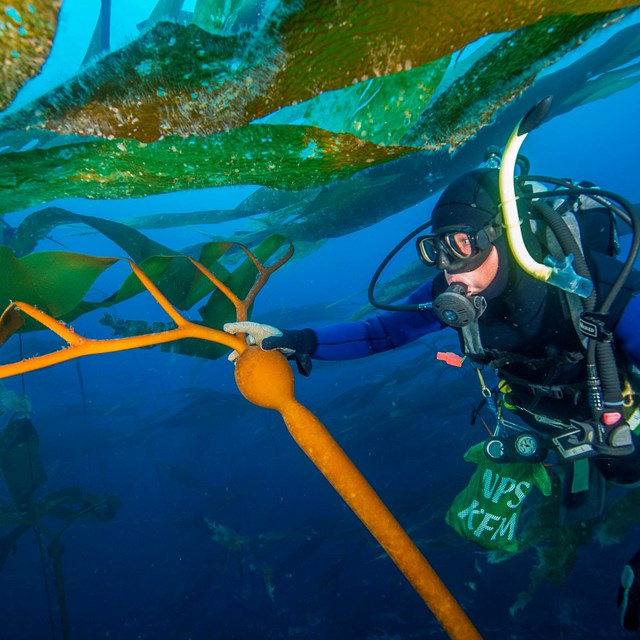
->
[313, 280, 446, 360]
[224, 280, 445, 366]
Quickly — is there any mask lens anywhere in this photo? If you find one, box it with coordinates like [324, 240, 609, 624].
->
[446, 231, 475, 259]
[416, 236, 439, 266]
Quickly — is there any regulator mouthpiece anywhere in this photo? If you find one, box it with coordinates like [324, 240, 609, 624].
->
[433, 283, 487, 327]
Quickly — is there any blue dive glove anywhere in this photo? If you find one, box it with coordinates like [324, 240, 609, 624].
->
[224, 321, 317, 376]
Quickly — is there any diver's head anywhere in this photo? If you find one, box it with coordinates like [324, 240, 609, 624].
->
[416, 169, 503, 276]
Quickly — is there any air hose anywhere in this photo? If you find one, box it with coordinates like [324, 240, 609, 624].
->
[521, 179, 640, 414]
[500, 98, 640, 424]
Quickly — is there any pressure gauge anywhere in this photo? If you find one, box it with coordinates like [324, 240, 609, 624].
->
[514, 434, 539, 457]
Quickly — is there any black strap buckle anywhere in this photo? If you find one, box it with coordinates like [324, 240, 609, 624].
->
[530, 384, 565, 399]
[579, 311, 612, 342]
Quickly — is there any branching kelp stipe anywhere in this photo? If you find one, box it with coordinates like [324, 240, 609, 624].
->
[0, 246, 481, 640]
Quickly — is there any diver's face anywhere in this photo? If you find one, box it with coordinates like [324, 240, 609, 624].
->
[444, 246, 499, 295]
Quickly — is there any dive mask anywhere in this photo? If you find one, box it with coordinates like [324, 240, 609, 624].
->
[416, 221, 501, 274]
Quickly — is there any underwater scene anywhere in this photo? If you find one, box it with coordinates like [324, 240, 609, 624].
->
[2, 1, 640, 638]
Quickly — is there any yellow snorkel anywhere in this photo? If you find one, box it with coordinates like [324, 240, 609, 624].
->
[498, 96, 593, 298]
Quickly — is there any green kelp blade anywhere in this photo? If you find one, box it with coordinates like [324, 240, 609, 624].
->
[118, 186, 323, 231]
[557, 60, 640, 110]
[196, 159, 443, 251]
[10, 206, 177, 258]
[5, 12, 637, 224]
[100, 242, 234, 312]
[6, 205, 269, 343]
[529, 18, 640, 120]
[0, 124, 416, 216]
[145, 0, 186, 29]
[401, 9, 636, 149]
[9, 203, 279, 327]
[0, 1, 62, 111]
[1, 21, 254, 141]
[83, 0, 111, 64]
[259, 56, 451, 147]
[3, 7, 638, 219]
[252, 0, 640, 121]
[0, 246, 117, 318]
[5, 1, 638, 143]
[185, 240, 236, 308]
[192, 0, 259, 34]
[118, 208, 252, 231]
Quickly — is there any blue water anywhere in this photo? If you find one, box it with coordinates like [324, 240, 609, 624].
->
[3, 6, 640, 640]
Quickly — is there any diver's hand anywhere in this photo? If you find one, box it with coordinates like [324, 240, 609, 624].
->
[224, 321, 292, 360]
[223, 322, 317, 376]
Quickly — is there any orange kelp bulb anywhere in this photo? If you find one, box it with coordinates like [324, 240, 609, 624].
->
[234, 346, 294, 411]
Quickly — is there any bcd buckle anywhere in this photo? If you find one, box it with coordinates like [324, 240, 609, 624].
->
[579, 312, 611, 342]
[552, 419, 596, 460]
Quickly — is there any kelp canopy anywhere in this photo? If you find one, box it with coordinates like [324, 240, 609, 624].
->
[1, 0, 640, 354]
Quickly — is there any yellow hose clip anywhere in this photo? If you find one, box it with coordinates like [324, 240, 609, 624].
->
[497, 380, 516, 410]
[622, 378, 636, 409]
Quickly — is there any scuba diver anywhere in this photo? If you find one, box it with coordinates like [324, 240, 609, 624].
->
[224, 98, 640, 629]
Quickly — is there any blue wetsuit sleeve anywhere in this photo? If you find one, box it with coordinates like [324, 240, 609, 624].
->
[615, 293, 640, 368]
[312, 280, 446, 360]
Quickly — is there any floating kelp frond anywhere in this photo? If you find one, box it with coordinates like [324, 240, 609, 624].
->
[118, 207, 255, 231]
[9, 206, 177, 258]
[2, 7, 638, 220]
[258, 56, 451, 147]
[402, 9, 635, 149]
[1, 21, 258, 141]
[144, 0, 192, 31]
[5, 2, 639, 142]
[0, 123, 415, 215]
[0, 246, 118, 320]
[117, 185, 323, 230]
[192, 0, 261, 35]
[0, 1, 62, 112]
[249, 0, 640, 121]
[0, 127, 93, 154]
